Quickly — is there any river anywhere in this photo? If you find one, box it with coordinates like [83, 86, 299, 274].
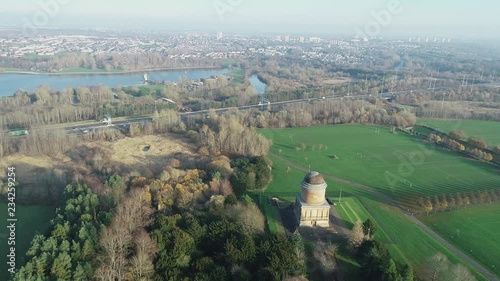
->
[0, 68, 228, 97]
[249, 74, 267, 94]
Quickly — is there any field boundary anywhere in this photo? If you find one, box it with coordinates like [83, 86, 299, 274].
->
[415, 125, 500, 166]
[270, 152, 498, 281]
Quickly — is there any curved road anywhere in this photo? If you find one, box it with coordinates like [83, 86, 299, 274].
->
[270, 153, 498, 281]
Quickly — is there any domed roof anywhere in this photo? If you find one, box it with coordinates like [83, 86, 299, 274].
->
[303, 171, 325, 185]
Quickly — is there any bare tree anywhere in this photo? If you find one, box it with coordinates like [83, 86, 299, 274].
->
[224, 202, 265, 236]
[421, 252, 449, 281]
[115, 189, 153, 234]
[348, 221, 364, 252]
[312, 241, 337, 279]
[94, 189, 155, 281]
[95, 224, 131, 281]
[444, 264, 477, 281]
[127, 230, 158, 281]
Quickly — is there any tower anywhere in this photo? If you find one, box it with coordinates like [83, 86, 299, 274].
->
[295, 171, 330, 227]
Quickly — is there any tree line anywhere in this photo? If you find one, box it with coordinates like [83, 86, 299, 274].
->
[426, 130, 498, 163]
[0, 85, 175, 129]
[416, 189, 500, 215]
[14, 184, 114, 280]
[0, 52, 222, 73]
[416, 101, 500, 121]
[195, 99, 416, 132]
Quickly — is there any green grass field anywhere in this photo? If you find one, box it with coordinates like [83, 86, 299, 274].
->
[229, 68, 245, 85]
[261, 155, 488, 280]
[418, 119, 500, 146]
[0, 203, 54, 280]
[258, 198, 285, 234]
[260, 125, 500, 209]
[335, 197, 392, 243]
[419, 205, 500, 277]
[358, 195, 488, 280]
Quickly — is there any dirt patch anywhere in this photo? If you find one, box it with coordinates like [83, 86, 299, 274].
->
[85, 134, 196, 174]
[322, 78, 350, 85]
[1, 134, 196, 186]
[0, 154, 70, 185]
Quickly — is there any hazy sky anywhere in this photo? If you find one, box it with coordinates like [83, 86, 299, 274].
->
[3, 0, 499, 37]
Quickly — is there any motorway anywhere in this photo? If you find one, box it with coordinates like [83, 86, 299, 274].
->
[63, 118, 154, 136]
[62, 93, 385, 135]
[55, 97, 332, 135]
[15, 81, 500, 136]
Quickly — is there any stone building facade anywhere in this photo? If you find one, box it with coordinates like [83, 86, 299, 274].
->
[295, 171, 330, 227]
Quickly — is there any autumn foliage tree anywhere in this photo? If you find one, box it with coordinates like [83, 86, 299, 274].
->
[470, 148, 493, 162]
[493, 145, 500, 155]
[442, 137, 465, 151]
[448, 130, 466, 140]
[467, 136, 489, 149]
[428, 133, 442, 143]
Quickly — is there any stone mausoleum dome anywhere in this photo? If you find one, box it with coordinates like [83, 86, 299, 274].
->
[300, 171, 328, 205]
[295, 171, 330, 227]
[302, 171, 326, 186]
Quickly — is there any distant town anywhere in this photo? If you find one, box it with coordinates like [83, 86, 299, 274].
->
[0, 29, 464, 73]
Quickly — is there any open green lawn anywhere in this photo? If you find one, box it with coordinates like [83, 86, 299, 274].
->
[419, 205, 500, 277]
[262, 155, 488, 280]
[258, 126, 495, 280]
[260, 125, 500, 209]
[335, 197, 393, 244]
[358, 195, 488, 280]
[418, 118, 500, 147]
[257, 198, 284, 234]
[0, 203, 54, 280]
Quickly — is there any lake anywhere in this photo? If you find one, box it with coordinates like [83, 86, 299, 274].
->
[249, 74, 267, 94]
[0, 68, 228, 97]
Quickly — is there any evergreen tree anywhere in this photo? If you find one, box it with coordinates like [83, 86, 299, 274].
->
[362, 219, 377, 239]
